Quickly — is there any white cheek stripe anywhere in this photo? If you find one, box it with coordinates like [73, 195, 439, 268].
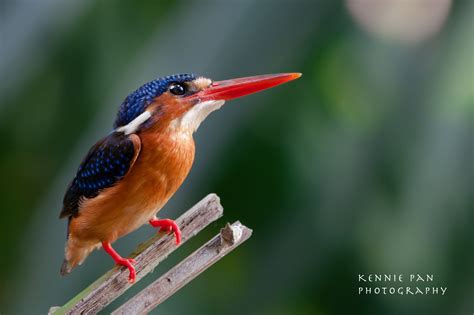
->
[116, 110, 152, 135]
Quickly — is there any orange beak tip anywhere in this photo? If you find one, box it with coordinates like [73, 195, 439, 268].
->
[291, 72, 303, 79]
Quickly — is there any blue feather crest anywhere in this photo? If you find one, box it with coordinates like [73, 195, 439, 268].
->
[114, 73, 197, 128]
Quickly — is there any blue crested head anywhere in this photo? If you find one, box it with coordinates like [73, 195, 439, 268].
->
[114, 73, 197, 128]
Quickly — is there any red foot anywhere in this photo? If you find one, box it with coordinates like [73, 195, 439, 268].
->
[149, 218, 181, 245]
[102, 241, 136, 283]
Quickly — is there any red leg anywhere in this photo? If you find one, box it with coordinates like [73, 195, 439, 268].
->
[149, 217, 181, 245]
[102, 241, 136, 283]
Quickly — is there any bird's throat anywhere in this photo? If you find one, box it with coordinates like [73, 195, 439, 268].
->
[170, 100, 225, 133]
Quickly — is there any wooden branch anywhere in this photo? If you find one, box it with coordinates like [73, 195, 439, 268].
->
[50, 194, 223, 315]
[112, 221, 253, 315]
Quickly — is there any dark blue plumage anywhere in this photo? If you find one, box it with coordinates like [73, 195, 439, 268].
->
[60, 132, 140, 218]
[113, 73, 196, 128]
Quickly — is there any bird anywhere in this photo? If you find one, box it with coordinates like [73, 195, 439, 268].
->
[59, 72, 301, 283]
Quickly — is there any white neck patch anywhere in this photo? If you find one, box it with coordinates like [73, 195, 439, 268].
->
[171, 100, 225, 132]
[116, 110, 151, 135]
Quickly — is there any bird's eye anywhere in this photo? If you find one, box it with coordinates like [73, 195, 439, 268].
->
[169, 83, 186, 96]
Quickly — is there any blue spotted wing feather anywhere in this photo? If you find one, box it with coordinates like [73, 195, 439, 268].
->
[60, 132, 141, 218]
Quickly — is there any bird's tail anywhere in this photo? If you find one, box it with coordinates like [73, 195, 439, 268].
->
[60, 237, 100, 276]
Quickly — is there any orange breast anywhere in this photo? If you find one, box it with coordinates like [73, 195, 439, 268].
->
[69, 128, 195, 243]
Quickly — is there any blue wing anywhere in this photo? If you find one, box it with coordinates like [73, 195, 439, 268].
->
[60, 132, 141, 219]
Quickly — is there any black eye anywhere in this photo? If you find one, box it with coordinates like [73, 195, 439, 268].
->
[169, 83, 186, 96]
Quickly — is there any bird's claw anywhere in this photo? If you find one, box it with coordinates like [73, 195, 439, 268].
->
[115, 257, 136, 283]
[159, 225, 172, 233]
[149, 218, 181, 245]
[102, 241, 137, 283]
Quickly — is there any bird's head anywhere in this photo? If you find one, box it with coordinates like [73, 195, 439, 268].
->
[114, 73, 301, 135]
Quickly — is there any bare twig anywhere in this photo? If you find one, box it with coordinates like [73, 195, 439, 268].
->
[112, 221, 253, 315]
[50, 194, 223, 315]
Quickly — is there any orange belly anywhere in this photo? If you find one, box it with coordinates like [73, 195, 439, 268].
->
[69, 129, 195, 244]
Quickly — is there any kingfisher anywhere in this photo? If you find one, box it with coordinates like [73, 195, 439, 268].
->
[59, 72, 301, 283]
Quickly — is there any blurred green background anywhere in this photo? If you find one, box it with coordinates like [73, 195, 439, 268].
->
[0, 0, 473, 314]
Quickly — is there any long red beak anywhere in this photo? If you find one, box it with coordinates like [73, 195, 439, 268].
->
[194, 73, 301, 102]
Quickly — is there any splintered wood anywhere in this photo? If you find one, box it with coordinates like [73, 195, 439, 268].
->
[112, 221, 252, 314]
